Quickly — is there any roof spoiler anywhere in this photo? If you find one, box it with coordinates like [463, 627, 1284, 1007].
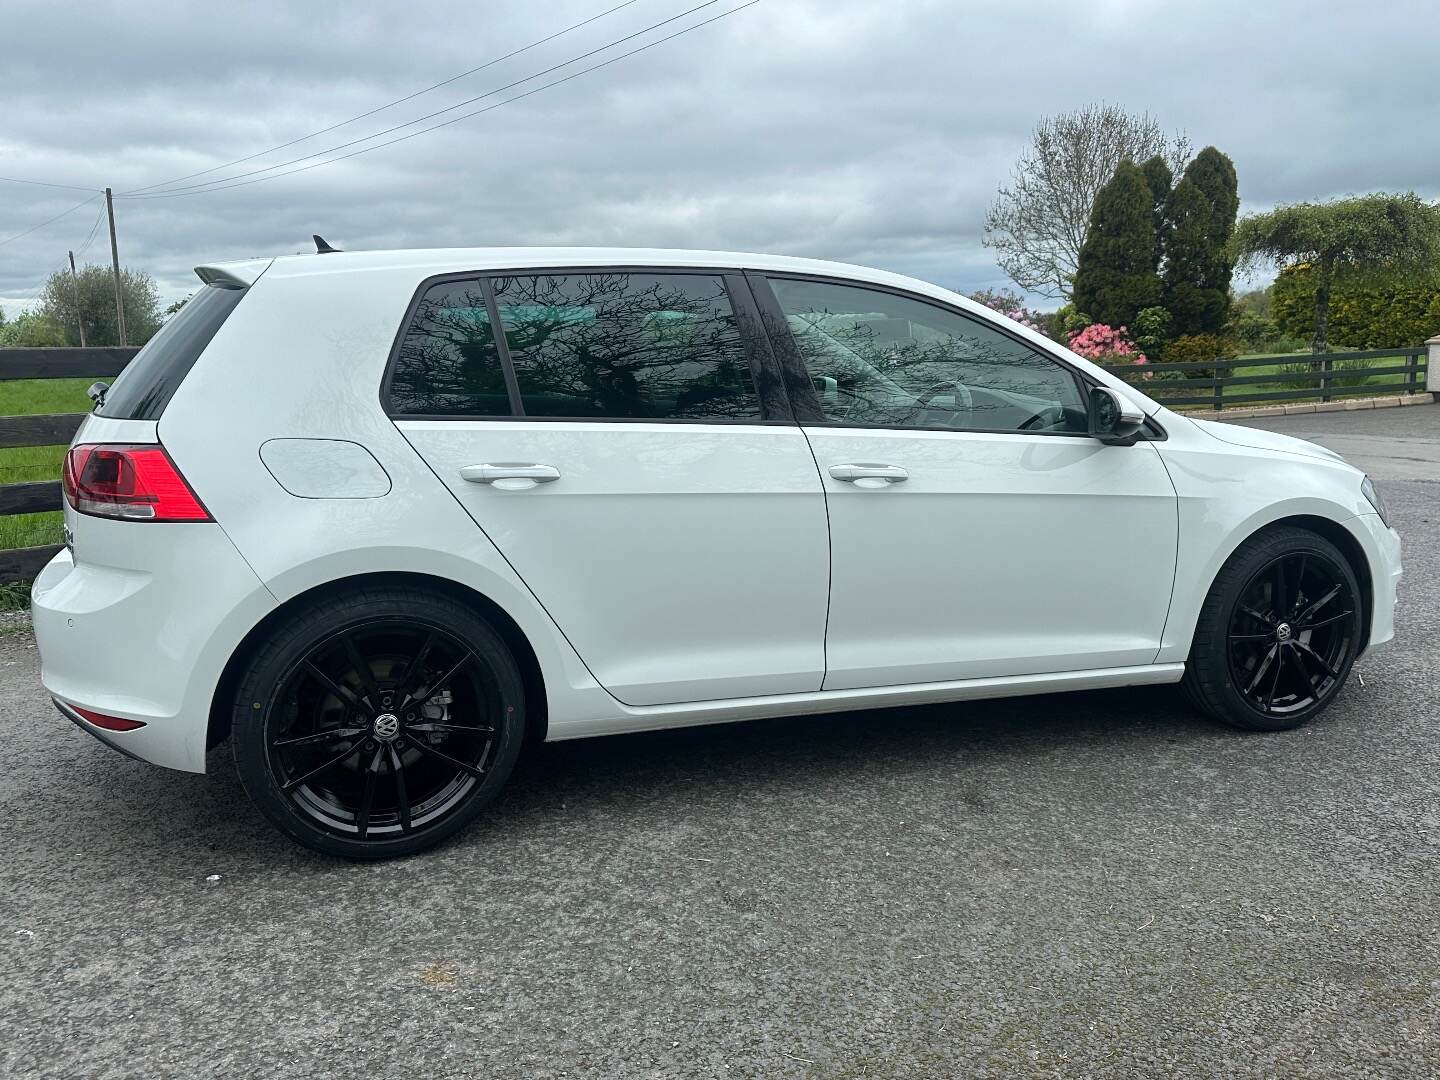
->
[194, 257, 273, 289]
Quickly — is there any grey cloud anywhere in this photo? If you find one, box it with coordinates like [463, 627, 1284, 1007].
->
[3, 0, 1438, 309]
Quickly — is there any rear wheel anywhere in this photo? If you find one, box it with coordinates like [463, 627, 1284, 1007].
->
[231, 587, 525, 858]
[1184, 526, 1362, 732]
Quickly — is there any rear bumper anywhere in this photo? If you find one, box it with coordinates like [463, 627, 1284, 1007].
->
[53, 699, 152, 764]
[31, 524, 276, 773]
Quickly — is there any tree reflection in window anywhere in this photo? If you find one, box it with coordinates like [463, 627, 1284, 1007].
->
[491, 273, 761, 420]
[389, 279, 510, 416]
[771, 279, 1088, 433]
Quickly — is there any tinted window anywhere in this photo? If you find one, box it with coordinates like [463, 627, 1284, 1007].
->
[491, 273, 761, 420]
[388, 279, 510, 416]
[770, 279, 1088, 434]
[97, 283, 246, 420]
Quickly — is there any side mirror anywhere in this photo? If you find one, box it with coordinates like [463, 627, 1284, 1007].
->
[1089, 385, 1145, 446]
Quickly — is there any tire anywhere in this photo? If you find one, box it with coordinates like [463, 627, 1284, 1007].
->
[231, 586, 526, 859]
[1183, 525, 1363, 732]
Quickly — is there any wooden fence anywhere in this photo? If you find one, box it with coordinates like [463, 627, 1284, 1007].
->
[1099, 347, 1429, 410]
[0, 347, 138, 584]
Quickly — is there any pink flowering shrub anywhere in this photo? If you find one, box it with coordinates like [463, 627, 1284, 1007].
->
[969, 288, 1048, 337]
[1067, 323, 1147, 365]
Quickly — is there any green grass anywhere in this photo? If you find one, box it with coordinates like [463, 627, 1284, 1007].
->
[0, 509, 64, 550]
[1235, 352, 1410, 387]
[0, 377, 95, 552]
[0, 444, 67, 483]
[0, 377, 97, 415]
[0, 581, 31, 613]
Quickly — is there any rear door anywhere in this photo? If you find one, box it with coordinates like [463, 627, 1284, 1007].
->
[388, 268, 830, 707]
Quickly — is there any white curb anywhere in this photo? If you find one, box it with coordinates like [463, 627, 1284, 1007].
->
[1176, 392, 1435, 420]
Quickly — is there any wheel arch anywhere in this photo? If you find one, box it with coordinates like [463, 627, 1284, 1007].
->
[207, 571, 548, 751]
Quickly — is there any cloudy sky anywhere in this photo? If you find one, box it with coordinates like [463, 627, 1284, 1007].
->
[2, 0, 1437, 313]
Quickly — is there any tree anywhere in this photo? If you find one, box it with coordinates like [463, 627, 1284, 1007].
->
[0, 311, 68, 347]
[983, 103, 1189, 299]
[1232, 192, 1440, 353]
[1162, 147, 1239, 338]
[1139, 155, 1172, 274]
[1271, 263, 1440, 350]
[1071, 162, 1160, 329]
[34, 263, 163, 347]
[966, 287, 1048, 335]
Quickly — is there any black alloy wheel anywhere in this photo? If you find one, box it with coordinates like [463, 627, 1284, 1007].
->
[1225, 551, 1358, 719]
[1184, 526, 1363, 731]
[232, 589, 525, 858]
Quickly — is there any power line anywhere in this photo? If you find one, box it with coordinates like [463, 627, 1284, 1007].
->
[0, 193, 103, 249]
[124, 0, 642, 196]
[0, 174, 102, 193]
[119, 0, 727, 199]
[1, 202, 106, 308]
[72, 201, 107, 261]
[118, 0, 740, 200]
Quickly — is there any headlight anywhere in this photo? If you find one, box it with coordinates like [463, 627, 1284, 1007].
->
[1361, 475, 1391, 527]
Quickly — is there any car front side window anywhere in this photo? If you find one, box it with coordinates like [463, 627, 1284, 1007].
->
[767, 278, 1088, 434]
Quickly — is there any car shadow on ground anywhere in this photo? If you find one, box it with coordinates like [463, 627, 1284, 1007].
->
[143, 682, 1232, 865]
[512, 683, 1218, 793]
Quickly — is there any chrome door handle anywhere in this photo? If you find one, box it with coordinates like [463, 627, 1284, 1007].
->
[460, 463, 560, 490]
[828, 463, 909, 486]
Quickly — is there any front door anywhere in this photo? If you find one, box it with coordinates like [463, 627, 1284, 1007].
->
[390, 269, 829, 707]
[754, 274, 1179, 691]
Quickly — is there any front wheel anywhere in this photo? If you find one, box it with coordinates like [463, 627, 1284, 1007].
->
[1184, 526, 1363, 732]
[231, 587, 526, 859]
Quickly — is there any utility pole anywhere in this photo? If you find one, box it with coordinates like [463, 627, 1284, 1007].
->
[104, 187, 127, 347]
[67, 250, 87, 348]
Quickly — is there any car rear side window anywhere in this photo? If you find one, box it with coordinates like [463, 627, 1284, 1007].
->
[97, 282, 246, 420]
[387, 279, 510, 416]
[491, 272, 761, 420]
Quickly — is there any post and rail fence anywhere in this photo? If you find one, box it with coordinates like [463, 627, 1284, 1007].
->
[0, 347, 138, 584]
[1098, 346, 1431, 411]
[0, 340, 1436, 584]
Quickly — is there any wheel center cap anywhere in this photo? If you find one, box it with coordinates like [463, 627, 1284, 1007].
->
[372, 713, 400, 742]
[1276, 622, 1293, 642]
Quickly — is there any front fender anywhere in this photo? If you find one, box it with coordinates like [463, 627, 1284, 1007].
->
[1155, 416, 1384, 662]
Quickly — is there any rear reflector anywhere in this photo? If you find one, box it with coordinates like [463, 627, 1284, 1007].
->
[62, 444, 211, 522]
[71, 705, 147, 732]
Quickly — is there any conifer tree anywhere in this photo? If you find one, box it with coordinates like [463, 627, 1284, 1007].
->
[1071, 161, 1159, 329]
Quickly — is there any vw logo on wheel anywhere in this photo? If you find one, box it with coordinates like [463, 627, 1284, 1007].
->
[372, 713, 400, 741]
[1276, 623, 1293, 642]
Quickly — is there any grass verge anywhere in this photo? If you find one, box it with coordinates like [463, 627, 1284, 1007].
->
[0, 581, 32, 613]
[0, 378, 92, 553]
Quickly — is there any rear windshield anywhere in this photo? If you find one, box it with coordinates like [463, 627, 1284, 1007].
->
[97, 283, 246, 420]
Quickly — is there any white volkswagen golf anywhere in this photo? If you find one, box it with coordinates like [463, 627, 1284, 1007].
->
[33, 246, 1402, 858]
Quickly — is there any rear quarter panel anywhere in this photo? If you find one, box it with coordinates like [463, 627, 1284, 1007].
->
[157, 260, 616, 729]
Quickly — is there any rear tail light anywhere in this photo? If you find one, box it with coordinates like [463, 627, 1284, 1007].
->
[62, 444, 211, 522]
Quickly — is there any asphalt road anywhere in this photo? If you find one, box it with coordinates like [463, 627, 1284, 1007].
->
[2, 404, 1437, 1079]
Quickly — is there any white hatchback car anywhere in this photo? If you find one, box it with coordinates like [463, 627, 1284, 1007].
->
[33, 247, 1401, 858]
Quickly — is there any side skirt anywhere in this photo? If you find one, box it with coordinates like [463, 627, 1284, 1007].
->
[545, 663, 1186, 741]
